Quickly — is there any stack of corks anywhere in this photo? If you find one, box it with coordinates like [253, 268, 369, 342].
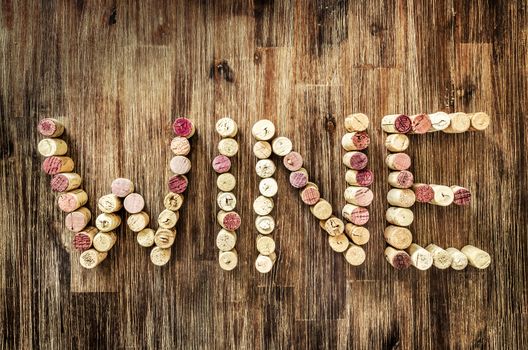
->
[251, 120, 278, 273]
[382, 111, 491, 270]
[340, 113, 373, 266]
[36, 118, 105, 268]
[213, 117, 240, 271]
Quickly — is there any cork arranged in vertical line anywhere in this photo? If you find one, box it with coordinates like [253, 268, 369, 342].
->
[215, 117, 240, 271]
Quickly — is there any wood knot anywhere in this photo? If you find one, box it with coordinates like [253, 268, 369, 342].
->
[253, 51, 262, 65]
[457, 78, 477, 104]
[324, 113, 336, 132]
[209, 60, 234, 83]
[108, 6, 117, 25]
[370, 24, 381, 36]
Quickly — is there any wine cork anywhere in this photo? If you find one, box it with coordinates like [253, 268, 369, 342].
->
[170, 137, 191, 156]
[409, 114, 432, 134]
[98, 194, 122, 213]
[451, 186, 471, 206]
[300, 183, 320, 205]
[93, 231, 117, 252]
[50, 172, 82, 192]
[461, 245, 491, 269]
[272, 136, 293, 156]
[428, 111, 451, 131]
[216, 229, 237, 251]
[413, 183, 434, 203]
[256, 235, 275, 255]
[345, 169, 374, 186]
[163, 192, 184, 211]
[154, 228, 177, 248]
[253, 141, 272, 159]
[342, 204, 369, 225]
[255, 252, 276, 273]
[341, 131, 370, 151]
[79, 249, 107, 269]
[446, 247, 469, 270]
[388, 170, 414, 189]
[42, 156, 74, 175]
[150, 246, 171, 266]
[343, 244, 366, 266]
[253, 195, 274, 216]
[252, 120, 275, 141]
[217, 192, 237, 211]
[385, 153, 411, 171]
[342, 151, 368, 170]
[168, 175, 189, 194]
[215, 117, 238, 137]
[37, 138, 68, 156]
[383, 225, 412, 249]
[387, 188, 416, 208]
[111, 178, 134, 198]
[95, 213, 121, 232]
[37, 118, 64, 137]
[218, 138, 239, 157]
[136, 228, 155, 247]
[212, 155, 231, 174]
[259, 178, 278, 197]
[345, 224, 370, 245]
[289, 168, 309, 189]
[283, 151, 303, 171]
[468, 112, 490, 131]
[384, 247, 412, 270]
[310, 199, 333, 220]
[72, 226, 97, 251]
[406, 244, 434, 270]
[158, 209, 178, 229]
[320, 216, 345, 236]
[425, 244, 452, 269]
[219, 249, 238, 271]
[123, 193, 145, 214]
[255, 215, 275, 234]
[344, 113, 369, 132]
[128, 211, 150, 232]
[384, 134, 409, 152]
[216, 173, 236, 192]
[344, 186, 374, 206]
[385, 207, 414, 226]
[429, 184, 454, 206]
[444, 112, 470, 133]
[172, 117, 195, 138]
[65, 207, 91, 232]
[255, 159, 276, 178]
[381, 114, 412, 134]
[170, 156, 192, 175]
[217, 210, 241, 231]
[57, 189, 88, 213]
[328, 234, 350, 253]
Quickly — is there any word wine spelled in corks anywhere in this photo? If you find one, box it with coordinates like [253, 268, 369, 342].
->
[36, 111, 491, 273]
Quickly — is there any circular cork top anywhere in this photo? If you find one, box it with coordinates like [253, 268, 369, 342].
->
[390, 251, 412, 270]
[259, 178, 278, 197]
[328, 234, 350, 253]
[136, 228, 155, 247]
[215, 117, 238, 137]
[343, 205, 369, 225]
[217, 173, 236, 192]
[255, 254, 275, 273]
[65, 208, 91, 232]
[344, 152, 368, 170]
[127, 212, 151, 232]
[345, 113, 369, 132]
[393, 115, 412, 133]
[411, 114, 432, 134]
[253, 195, 274, 216]
[212, 155, 231, 173]
[221, 212, 241, 231]
[395, 171, 414, 188]
[355, 169, 374, 186]
[216, 229, 237, 251]
[73, 228, 96, 251]
[150, 246, 171, 266]
[217, 192, 237, 211]
[453, 187, 471, 206]
[414, 184, 434, 203]
[255, 215, 275, 234]
[253, 141, 272, 159]
[255, 159, 276, 178]
[345, 187, 374, 206]
[256, 235, 275, 255]
[345, 224, 370, 245]
[387, 153, 411, 170]
[252, 120, 276, 141]
[93, 232, 116, 252]
[154, 228, 176, 248]
[310, 199, 332, 220]
[219, 250, 238, 271]
[157, 209, 178, 229]
[57, 191, 84, 212]
[172, 117, 194, 138]
[37, 118, 63, 137]
[163, 192, 184, 211]
[80, 249, 106, 269]
[123, 193, 145, 214]
[385, 133, 410, 152]
[111, 178, 135, 198]
[283, 151, 303, 171]
[470, 112, 490, 130]
[170, 156, 191, 175]
[272, 137, 293, 156]
[384, 225, 412, 249]
[342, 132, 370, 151]
[170, 137, 191, 156]
[343, 245, 366, 266]
[301, 186, 320, 205]
[51, 173, 79, 192]
[218, 138, 239, 157]
[289, 170, 308, 189]
[38, 138, 67, 156]
[168, 175, 189, 194]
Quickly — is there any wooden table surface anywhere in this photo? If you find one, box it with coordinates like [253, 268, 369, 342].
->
[1, 1, 526, 349]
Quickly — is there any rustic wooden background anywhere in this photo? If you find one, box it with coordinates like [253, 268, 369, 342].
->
[1, 0, 526, 349]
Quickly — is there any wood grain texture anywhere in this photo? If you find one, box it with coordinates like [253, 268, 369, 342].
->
[1, 0, 527, 348]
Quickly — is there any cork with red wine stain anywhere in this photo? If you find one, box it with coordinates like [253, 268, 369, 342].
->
[72, 227, 97, 251]
[342, 205, 369, 225]
[37, 118, 64, 137]
[168, 175, 188, 194]
[289, 170, 308, 189]
[343, 152, 368, 170]
[218, 211, 241, 231]
[346, 169, 373, 186]
[413, 184, 434, 203]
[50, 173, 81, 192]
[342, 131, 370, 151]
[385, 247, 412, 270]
[381, 114, 412, 134]
[283, 151, 303, 171]
[212, 155, 231, 173]
[172, 118, 195, 138]
[301, 185, 320, 205]
[410, 114, 432, 134]
[42, 156, 74, 175]
[452, 186, 471, 205]
[388, 170, 414, 189]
